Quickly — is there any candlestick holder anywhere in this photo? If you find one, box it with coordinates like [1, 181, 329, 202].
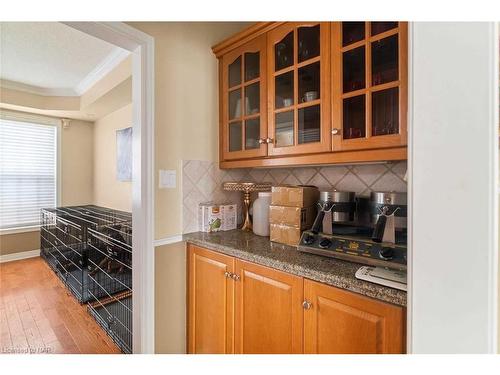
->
[223, 182, 272, 231]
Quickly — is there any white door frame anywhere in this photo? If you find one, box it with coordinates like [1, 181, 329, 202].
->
[407, 22, 498, 353]
[63, 22, 155, 354]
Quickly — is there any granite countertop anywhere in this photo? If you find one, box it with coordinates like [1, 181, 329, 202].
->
[183, 230, 407, 306]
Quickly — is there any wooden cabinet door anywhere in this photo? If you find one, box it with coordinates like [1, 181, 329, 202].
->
[267, 22, 331, 156]
[188, 245, 235, 353]
[331, 22, 408, 152]
[221, 34, 268, 161]
[234, 259, 303, 353]
[304, 279, 405, 354]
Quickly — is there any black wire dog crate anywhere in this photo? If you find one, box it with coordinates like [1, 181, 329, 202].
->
[86, 226, 132, 353]
[40, 205, 132, 303]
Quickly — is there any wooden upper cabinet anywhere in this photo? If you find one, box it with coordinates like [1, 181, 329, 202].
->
[234, 259, 303, 354]
[331, 22, 408, 151]
[214, 21, 407, 168]
[267, 22, 331, 156]
[187, 245, 234, 354]
[303, 279, 405, 354]
[221, 35, 268, 160]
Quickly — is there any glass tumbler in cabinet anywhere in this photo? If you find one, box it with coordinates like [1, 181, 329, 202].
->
[331, 22, 408, 152]
[267, 22, 331, 156]
[221, 35, 267, 161]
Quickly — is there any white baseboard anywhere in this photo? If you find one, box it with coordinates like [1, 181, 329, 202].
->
[153, 235, 183, 247]
[0, 249, 40, 263]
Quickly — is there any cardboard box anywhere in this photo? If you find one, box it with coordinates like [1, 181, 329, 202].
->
[269, 205, 316, 229]
[270, 223, 302, 246]
[271, 185, 319, 208]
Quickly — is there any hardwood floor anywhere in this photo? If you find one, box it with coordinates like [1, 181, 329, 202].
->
[0, 257, 120, 354]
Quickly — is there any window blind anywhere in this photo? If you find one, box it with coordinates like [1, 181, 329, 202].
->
[0, 117, 57, 230]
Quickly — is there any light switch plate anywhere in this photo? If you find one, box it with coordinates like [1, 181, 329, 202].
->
[159, 169, 176, 189]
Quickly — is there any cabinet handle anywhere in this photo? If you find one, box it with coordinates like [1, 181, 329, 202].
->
[302, 300, 312, 310]
[265, 137, 274, 144]
[224, 271, 232, 279]
[231, 273, 241, 281]
[258, 138, 266, 144]
[331, 128, 340, 135]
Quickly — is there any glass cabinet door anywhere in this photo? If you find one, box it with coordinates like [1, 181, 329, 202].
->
[267, 23, 331, 156]
[332, 22, 407, 151]
[221, 35, 267, 160]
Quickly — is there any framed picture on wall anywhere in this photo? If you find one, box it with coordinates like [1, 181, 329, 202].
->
[116, 126, 132, 182]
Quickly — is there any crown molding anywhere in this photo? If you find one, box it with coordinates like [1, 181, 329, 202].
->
[0, 47, 130, 98]
[74, 48, 130, 95]
[0, 79, 78, 96]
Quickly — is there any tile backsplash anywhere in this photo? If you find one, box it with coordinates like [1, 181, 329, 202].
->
[182, 160, 407, 234]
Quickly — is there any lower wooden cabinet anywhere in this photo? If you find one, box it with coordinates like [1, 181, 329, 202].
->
[234, 259, 303, 353]
[303, 279, 405, 354]
[188, 245, 234, 354]
[187, 244, 405, 354]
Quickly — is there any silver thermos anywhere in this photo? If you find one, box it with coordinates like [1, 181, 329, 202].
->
[311, 190, 356, 234]
[370, 191, 407, 243]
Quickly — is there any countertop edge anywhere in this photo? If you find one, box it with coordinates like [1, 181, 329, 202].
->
[184, 236, 407, 307]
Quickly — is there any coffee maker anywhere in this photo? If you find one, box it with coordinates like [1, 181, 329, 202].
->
[298, 190, 408, 270]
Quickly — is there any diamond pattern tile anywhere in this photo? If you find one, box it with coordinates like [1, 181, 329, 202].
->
[183, 160, 208, 184]
[182, 171, 195, 197]
[182, 209, 197, 234]
[351, 164, 389, 186]
[261, 173, 277, 184]
[307, 172, 332, 190]
[335, 173, 368, 194]
[291, 167, 317, 185]
[208, 163, 223, 185]
[248, 169, 268, 181]
[389, 161, 407, 181]
[282, 174, 301, 186]
[370, 171, 407, 192]
[268, 169, 290, 184]
[228, 169, 249, 181]
[197, 171, 217, 198]
[319, 166, 349, 186]
[181, 159, 407, 233]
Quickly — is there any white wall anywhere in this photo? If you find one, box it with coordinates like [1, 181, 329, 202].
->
[93, 103, 132, 212]
[126, 22, 251, 354]
[61, 119, 94, 206]
[128, 22, 251, 240]
[409, 22, 498, 353]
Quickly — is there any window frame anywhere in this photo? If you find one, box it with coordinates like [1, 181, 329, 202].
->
[0, 111, 61, 234]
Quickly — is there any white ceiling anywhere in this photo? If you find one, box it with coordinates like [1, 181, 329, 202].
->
[0, 22, 129, 96]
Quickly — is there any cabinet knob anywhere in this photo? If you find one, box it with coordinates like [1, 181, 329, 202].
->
[224, 271, 232, 279]
[231, 273, 241, 281]
[302, 300, 312, 310]
[331, 128, 340, 135]
[258, 138, 266, 144]
[265, 137, 274, 144]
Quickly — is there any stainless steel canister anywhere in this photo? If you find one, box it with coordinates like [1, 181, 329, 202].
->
[369, 191, 407, 229]
[319, 190, 356, 223]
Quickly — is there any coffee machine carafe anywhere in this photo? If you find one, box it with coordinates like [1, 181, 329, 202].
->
[369, 192, 407, 244]
[310, 190, 356, 234]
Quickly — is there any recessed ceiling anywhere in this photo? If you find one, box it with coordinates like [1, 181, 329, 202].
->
[0, 22, 129, 96]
